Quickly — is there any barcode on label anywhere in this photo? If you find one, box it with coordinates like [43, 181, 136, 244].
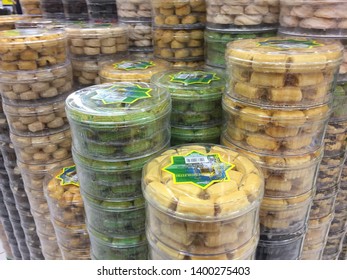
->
[185, 156, 209, 164]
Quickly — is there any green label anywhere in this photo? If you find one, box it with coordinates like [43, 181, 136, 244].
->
[163, 151, 234, 189]
[92, 84, 152, 105]
[113, 61, 155, 71]
[258, 39, 323, 50]
[56, 165, 79, 187]
[170, 71, 220, 86]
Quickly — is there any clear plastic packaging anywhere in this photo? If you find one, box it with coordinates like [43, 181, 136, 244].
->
[304, 214, 333, 247]
[0, 29, 68, 71]
[62, 0, 88, 21]
[124, 21, 152, 48]
[40, 0, 65, 19]
[256, 229, 305, 260]
[225, 37, 343, 107]
[19, 0, 42, 15]
[10, 129, 72, 164]
[221, 136, 323, 198]
[142, 144, 264, 255]
[301, 242, 324, 260]
[0, 62, 73, 104]
[206, 0, 279, 29]
[331, 82, 347, 121]
[323, 120, 347, 157]
[89, 228, 147, 260]
[171, 126, 221, 146]
[279, 0, 347, 38]
[151, 0, 206, 28]
[309, 185, 338, 219]
[260, 189, 314, 235]
[153, 28, 204, 62]
[323, 229, 347, 256]
[99, 58, 169, 83]
[65, 23, 128, 57]
[44, 165, 86, 225]
[116, 0, 152, 21]
[223, 96, 331, 156]
[152, 69, 225, 128]
[205, 28, 276, 68]
[66, 82, 171, 160]
[87, 0, 118, 20]
[53, 220, 89, 250]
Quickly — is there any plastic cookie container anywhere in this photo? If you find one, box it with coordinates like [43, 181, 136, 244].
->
[151, 0, 206, 28]
[124, 21, 153, 49]
[116, 0, 152, 22]
[304, 214, 333, 247]
[222, 96, 331, 156]
[2, 93, 70, 136]
[62, 0, 88, 21]
[66, 82, 171, 160]
[225, 37, 343, 107]
[44, 165, 86, 225]
[0, 62, 73, 103]
[65, 23, 128, 57]
[205, 27, 276, 68]
[87, 0, 118, 20]
[153, 28, 204, 62]
[152, 69, 225, 128]
[0, 29, 68, 71]
[148, 229, 258, 260]
[40, 0, 65, 19]
[19, 0, 42, 15]
[82, 193, 145, 236]
[279, 0, 347, 38]
[206, 0, 279, 29]
[73, 148, 159, 201]
[99, 58, 169, 83]
[221, 136, 323, 197]
[331, 82, 347, 121]
[323, 120, 347, 157]
[142, 144, 264, 256]
[89, 228, 148, 260]
[171, 126, 222, 146]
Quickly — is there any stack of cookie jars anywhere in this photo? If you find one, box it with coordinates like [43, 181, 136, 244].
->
[205, 0, 279, 69]
[116, 0, 153, 57]
[66, 23, 129, 89]
[44, 165, 90, 259]
[86, 0, 118, 21]
[222, 37, 343, 260]
[142, 144, 264, 260]
[0, 28, 74, 260]
[151, 0, 206, 69]
[278, 0, 347, 260]
[65, 82, 171, 260]
[151, 68, 225, 145]
[0, 101, 44, 260]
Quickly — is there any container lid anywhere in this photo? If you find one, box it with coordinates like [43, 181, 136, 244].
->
[53, 219, 87, 232]
[0, 28, 66, 45]
[261, 188, 314, 208]
[151, 69, 225, 100]
[89, 226, 147, 247]
[71, 54, 121, 71]
[72, 146, 155, 170]
[99, 58, 170, 82]
[226, 37, 343, 71]
[221, 136, 323, 170]
[142, 144, 264, 221]
[65, 23, 128, 38]
[223, 95, 332, 122]
[17, 158, 74, 174]
[43, 165, 83, 208]
[65, 82, 170, 125]
[0, 61, 72, 83]
[171, 126, 221, 138]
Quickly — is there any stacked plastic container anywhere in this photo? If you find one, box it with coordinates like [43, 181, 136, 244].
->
[44, 165, 90, 259]
[151, 0, 206, 68]
[222, 37, 343, 259]
[40, 0, 65, 19]
[151, 68, 225, 145]
[62, 0, 89, 21]
[65, 82, 171, 260]
[19, 0, 43, 16]
[0, 218, 15, 260]
[0, 28, 74, 260]
[339, 233, 347, 259]
[66, 23, 129, 89]
[205, 0, 279, 69]
[86, 0, 117, 21]
[99, 57, 170, 84]
[142, 144, 264, 260]
[116, 0, 153, 56]
[278, 0, 347, 260]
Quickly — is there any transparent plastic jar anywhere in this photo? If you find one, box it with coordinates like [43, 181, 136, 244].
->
[152, 69, 225, 128]
[304, 214, 333, 247]
[0, 29, 68, 71]
[323, 120, 347, 157]
[66, 82, 171, 160]
[171, 125, 222, 146]
[87, 0, 118, 20]
[206, 0, 279, 29]
[116, 0, 152, 22]
[309, 185, 338, 220]
[142, 144, 264, 256]
[62, 0, 88, 21]
[225, 37, 343, 107]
